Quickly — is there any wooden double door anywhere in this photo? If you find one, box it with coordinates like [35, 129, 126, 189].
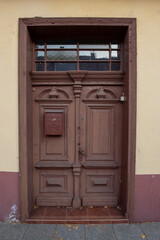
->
[32, 71, 123, 208]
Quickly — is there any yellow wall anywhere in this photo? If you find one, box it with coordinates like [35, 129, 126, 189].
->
[0, 0, 160, 174]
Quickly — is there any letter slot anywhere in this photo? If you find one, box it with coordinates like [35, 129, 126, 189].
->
[45, 112, 63, 136]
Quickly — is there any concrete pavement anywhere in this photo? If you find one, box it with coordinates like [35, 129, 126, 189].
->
[0, 222, 160, 240]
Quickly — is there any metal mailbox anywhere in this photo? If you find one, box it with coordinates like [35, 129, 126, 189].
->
[45, 112, 63, 136]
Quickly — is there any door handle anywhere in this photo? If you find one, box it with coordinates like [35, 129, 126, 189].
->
[79, 148, 84, 154]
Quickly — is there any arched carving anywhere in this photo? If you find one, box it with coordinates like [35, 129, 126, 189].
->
[36, 87, 71, 100]
[84, 87, 118, 100]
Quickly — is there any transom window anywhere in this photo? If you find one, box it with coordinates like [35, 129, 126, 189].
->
[34, 40, 121, 71]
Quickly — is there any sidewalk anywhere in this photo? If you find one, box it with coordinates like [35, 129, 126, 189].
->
[0, 222, 160, 240]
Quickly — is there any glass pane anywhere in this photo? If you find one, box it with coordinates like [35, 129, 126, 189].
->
[36, 62, 44, 71]
[47, 62, 77, 71]
[111, 41, 120, 49]
[79, 51, 109, 60]
[111, 63, 120, 71]
[36, 51, 45, 60]
[111, 51, 120, 60]
[36, 41, 45, 49]
[79, 44, 109, 49]
[79, 62, 109, 71]
[47, 51, 77, 61]
[47, 40, 77, 49]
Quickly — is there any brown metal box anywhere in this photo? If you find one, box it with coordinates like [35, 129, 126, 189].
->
[45, 112, 63, 135]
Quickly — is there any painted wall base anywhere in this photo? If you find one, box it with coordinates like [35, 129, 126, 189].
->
[134, 174, 160, 222]
[0, 172, 160, 222]
[0, 172, 20, 221]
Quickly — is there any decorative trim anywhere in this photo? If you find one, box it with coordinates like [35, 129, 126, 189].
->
[83, 87, 120, 103]
[21, 17, 136, 26]
[30, 71, 72, 82]
[35, 99, 72, 104]
[35, 87, 73, 104]
[30, 71, 124, 83]
[82, 162, 119, 169]
[35, 87, 72, 99]
[68, 71, 87, 83]
[83, 99, 119, 104]
[35, 161, 72, 169]
[84, 87, 118, 99]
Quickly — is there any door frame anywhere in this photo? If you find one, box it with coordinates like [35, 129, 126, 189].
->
[18, 17, 136, 222]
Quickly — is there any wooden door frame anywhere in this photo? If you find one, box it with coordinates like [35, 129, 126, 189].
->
[19, 17, 136, 222]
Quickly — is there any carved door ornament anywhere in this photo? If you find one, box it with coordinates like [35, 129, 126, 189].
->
[96, 87, 106, 99]
[49, 87, 59, 98]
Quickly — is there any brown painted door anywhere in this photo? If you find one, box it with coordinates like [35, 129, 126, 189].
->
[32, 71, 123, 208]
[80, 84, 122, 207]
[32, 81, 75, 207]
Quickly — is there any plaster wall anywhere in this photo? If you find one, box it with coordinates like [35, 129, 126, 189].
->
[0, 0, 160, 174]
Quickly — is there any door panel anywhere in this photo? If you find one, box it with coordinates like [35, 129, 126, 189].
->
[36, 169, 73, 206]
[85, 172, 115, 193]
[32, 86, 75, 206]
[86, 105, 115, 161]
[81, 169, 118, 206]
[80, 85, 122, 207]
[92, 109, 111, 154]
[40, 106, 68, 161]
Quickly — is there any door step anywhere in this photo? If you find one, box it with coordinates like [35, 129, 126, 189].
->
[25, 206, 129, 224]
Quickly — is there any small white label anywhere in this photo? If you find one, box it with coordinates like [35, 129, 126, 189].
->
[120, 96, 125, 102]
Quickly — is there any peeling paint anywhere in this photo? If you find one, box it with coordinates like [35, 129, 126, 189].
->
[4, 204, 19, 222]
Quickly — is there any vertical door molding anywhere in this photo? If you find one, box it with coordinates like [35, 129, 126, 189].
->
[18, 20, 29, 220]
[68, 71, 87, 208]
[127, 19, 137, 222]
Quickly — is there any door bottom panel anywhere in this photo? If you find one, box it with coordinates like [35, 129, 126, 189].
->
[82, 196, 117, 207]
[36, 196, 72, 206]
